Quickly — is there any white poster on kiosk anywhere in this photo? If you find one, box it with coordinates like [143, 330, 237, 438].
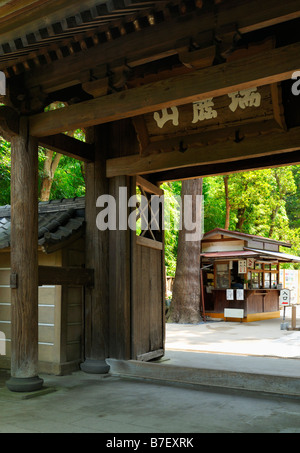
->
[281, 270, 298, 305]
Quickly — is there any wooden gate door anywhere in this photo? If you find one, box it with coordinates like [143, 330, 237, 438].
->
[131, 176, 165, 361]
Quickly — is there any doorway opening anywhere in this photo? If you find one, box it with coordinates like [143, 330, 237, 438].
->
[163, 166, 300, 362]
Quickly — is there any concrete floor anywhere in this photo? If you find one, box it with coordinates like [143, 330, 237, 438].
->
[0, 307, 299, 434]
[0, 369, 300, 434]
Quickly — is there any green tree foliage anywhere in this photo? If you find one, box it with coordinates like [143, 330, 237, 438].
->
[203, 166, 300, 268]
[203, 167, 298, 237]
[0, 136, 11, 205]
[39, 128, 86, 201]
[202, 176, 225, 233]
[40, 153, 86, 200]
[286, 166, 300, 229]
[160, 181, 181, 277]
[0, 135, 86, 206]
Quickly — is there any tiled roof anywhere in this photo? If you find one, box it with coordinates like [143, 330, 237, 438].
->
[0, 197, 85, 251]
[0, 215, 11, 249]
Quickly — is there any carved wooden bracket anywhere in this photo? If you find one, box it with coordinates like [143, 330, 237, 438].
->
[0, 106, 19, 141]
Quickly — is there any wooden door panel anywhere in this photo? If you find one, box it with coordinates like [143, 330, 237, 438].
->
[131, 177, 165, 361]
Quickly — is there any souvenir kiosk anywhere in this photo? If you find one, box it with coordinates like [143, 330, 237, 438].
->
[201, 229, 300, 322]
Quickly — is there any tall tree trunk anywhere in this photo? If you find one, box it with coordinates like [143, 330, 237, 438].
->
[236, 207, 246, 231]
[268, 170, 282, 237]
[223, 175, 230, 229]
[169, 178, 203, 324]
[39, 150, 62, 201]
[268, 206, 279, 237]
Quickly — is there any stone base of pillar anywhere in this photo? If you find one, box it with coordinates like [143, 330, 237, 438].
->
[6, 376, 44, 393]
[80, 359, 110, 374]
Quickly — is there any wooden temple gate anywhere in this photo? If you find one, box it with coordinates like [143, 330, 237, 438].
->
[0, 0, 300, 391]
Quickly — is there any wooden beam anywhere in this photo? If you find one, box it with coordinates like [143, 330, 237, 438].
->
[82, 78, 109, 99]
[149, 150, 300, 183]
[224, 0, 300, 33]
[29, 42, 300, 137]
[38, 133, 95, 162]
[0, 0, 77, 31]
[38, 265, 94, 287]
[136, 175, 163, 196]
[179, 46, 216, 70]
[0, 106, 19, 141]
[136, 119, 282, 156]
[106, 126, 300, 177]
[136, 236, 163, 251]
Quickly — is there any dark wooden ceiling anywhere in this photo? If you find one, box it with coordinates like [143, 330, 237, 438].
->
[1, 0, 300, 116]
[1, 0, 300, 181]
[0, 0, 204, 77]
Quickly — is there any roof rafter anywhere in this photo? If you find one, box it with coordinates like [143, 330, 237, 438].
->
[2, 0, 300, 85]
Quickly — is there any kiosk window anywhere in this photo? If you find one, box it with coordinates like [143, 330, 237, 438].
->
[271, 273, 278, 287]
[264, 273, 271, 288]
[248, 262, 279, 289]
[215, 263, 230, 289]
[251, 272, 263, 289]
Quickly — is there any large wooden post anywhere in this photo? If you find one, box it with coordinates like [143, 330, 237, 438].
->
[80, 125, 110, 373]
[107, 120, 138, 359]
[81, 120, 137, 365]
[6, 117, 43, 392]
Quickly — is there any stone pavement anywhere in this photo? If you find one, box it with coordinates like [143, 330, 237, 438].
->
[165, 306, 300, 359]
[0, 369, 300, 434]
[0, 307, 299, 434]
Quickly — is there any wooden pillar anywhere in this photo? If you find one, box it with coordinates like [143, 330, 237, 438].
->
[81, 119, 137, 366]
[107, 120, 138, 359]
[6, 117, 43, 392]
[80, 125, 110, 374]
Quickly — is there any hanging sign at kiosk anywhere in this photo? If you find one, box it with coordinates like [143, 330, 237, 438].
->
[238, 260, 247, 274]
